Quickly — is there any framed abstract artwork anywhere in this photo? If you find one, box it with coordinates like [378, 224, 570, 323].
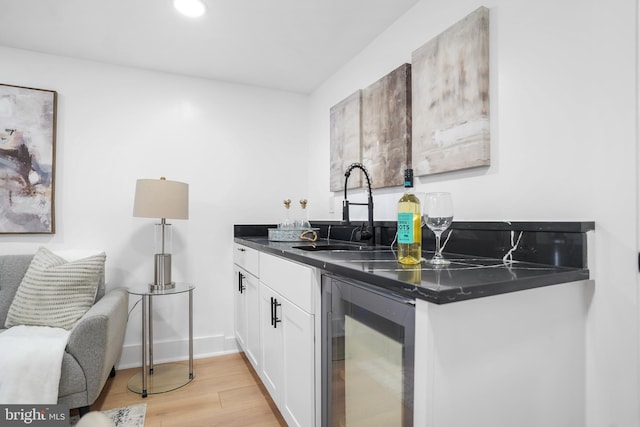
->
[412, 6, 490, 176]
[330, 64, 412, 192]
[361, 63, 412, 189]
[0, 84, 57, 233]
[330, 90, 362, 192]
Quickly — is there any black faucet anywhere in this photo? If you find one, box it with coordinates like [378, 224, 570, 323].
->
[342, 162, 374, 244]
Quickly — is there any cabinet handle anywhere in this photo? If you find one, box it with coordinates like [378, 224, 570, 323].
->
[270, 297, 274, 326]
[237, 248, 246, 252]
[272, 297, 282, 328]
[238, 272, 245, 293]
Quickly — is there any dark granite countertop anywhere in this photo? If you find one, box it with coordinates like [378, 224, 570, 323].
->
[233, 235, 591, 304]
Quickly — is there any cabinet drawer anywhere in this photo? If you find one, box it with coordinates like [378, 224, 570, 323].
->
[259, 252, 313, 313]
[234, 243, 259, 276]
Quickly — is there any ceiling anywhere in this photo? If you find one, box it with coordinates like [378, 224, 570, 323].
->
[0, 0, 419, 94]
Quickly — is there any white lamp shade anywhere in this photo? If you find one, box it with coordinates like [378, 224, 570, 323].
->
[133, 178, 189, 220]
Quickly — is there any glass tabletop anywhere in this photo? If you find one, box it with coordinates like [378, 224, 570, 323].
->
[127, 283, 194, 296]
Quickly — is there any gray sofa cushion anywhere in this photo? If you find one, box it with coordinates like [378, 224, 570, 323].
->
[5, 248, 106, 329]
[0, 253, 107, 327]
[0, 255, 34, 327]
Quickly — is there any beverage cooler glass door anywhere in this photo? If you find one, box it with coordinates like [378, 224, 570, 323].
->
[322, 274, 415, 427]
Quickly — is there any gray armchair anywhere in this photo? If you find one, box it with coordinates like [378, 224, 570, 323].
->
[0, 254, 128, 414]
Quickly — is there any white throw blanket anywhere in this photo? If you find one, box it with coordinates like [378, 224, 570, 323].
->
[0, 325, 70, 404]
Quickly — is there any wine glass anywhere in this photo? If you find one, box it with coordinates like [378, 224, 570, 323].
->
[424, 192, 453, 265]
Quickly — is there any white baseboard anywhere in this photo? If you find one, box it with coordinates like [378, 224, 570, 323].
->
[117, 334, 239, 369]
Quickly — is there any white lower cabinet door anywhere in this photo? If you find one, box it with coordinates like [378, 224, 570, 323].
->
[233, 267, 248, 351]
[245, 271, 261, 370]
[259, 283, 283, 401]
[259, 282, 315, 426]
[281, 298, 314, 427]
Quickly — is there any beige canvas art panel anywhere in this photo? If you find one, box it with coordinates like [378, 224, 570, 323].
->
[412, 6, 490, 176]
[330, 90, 362, 192]
[361, 63, 412, 189]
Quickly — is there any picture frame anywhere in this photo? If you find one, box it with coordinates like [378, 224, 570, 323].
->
[0, 83, 57, 234]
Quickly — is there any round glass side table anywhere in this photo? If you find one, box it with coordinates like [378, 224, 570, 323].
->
[127, 283, 195, 397]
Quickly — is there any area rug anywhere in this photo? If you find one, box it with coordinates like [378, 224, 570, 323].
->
[70, 403, 146, 427]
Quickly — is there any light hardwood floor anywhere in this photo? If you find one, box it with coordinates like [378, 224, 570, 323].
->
[89, 353, 287, 427]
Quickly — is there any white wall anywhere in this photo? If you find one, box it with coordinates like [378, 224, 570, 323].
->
[307, 0, 638, 426]
[0, 46, 310, 365]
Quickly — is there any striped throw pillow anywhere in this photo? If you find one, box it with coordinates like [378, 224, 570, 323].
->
[5, 247, 106, 330]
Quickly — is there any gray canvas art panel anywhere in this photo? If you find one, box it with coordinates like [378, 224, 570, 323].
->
[412, 6, 490, 176]
[0, 84, 56, 233]
[330, 90, 362, 192]
[361, 63, 412, 189]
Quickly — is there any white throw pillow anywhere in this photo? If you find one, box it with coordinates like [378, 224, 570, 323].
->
[4, 247, 106, 330]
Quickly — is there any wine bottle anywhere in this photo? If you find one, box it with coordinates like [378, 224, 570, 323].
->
[397, 169, 422, 265]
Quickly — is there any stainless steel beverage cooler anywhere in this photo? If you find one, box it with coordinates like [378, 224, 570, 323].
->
[322, 274, 415, 426]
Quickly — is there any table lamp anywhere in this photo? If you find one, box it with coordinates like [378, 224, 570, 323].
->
[133, 177, 189, 291]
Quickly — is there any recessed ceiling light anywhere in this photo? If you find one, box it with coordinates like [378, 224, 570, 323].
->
[174, 0, 206, 18]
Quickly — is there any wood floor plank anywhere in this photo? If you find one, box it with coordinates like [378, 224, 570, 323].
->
[219, 384, 273, 410]
[90, 353, 287, 426]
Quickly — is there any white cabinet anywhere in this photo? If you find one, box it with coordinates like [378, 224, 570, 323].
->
[280, 294, 314, 427]
[233, 242, 259, 274]
[233, 244, 260, 371]
[239, 269, 260, 368]
[259, 252, 316, 427]
[413, 280, 590, 426]
[233, 245, 318, 427]
[233, 265, 248, 349]
[258, 283, 282, 398]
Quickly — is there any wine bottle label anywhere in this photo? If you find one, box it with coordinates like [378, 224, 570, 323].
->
[397, 212, 415, 244]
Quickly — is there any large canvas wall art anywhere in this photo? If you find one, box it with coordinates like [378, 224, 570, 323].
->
[0, 84, 57, 233]
[361, 63, 411, 189]
[330, 90, 362, 192]
[412, 6, 490, 176]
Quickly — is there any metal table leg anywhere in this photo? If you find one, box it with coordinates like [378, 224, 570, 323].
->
[189, 288, 194, 379]
[149, 295, 154, 375]
[141, 294, 148, 398]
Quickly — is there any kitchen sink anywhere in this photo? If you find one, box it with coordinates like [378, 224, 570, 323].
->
[293, 243, 380, 251]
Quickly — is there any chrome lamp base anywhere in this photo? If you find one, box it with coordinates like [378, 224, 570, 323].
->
[150, 253, 175, 291]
